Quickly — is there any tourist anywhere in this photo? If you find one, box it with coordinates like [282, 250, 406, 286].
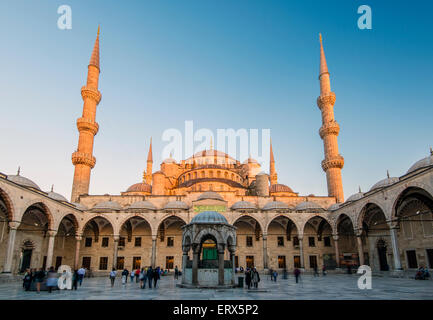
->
[135, 268, 140, 283]
[109, 268, 117, 287]
[46, 267, 58, 293]
[322, 265, 327, 276]
[174, 266, 179, 280]
[273, 270, 278, 282]
[121, 269, 128, 285]
[153, 266, 161, 288]
[139, 268, 147, 289]
[77, 266, 86, 286]
[23, 268, 32, 291]
[252, 268, 260, 289]
[130, 269, 135, 283]
[146, 267, 153, 288]
[72, 269, 79, 290]
[294, 268, 301, 283]
[34, 268, 45, 293]
[245, 268, 251, 289]
[313, 265, 319, 277]
[347, 263, 352, 274]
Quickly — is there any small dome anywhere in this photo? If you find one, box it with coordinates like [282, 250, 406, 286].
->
[162, 157, 177, 164]
[231, 201, 257, 210]
[72, 202, 88, 211]
[295, 201, 323, 211]
[47, 191, 68, 202]
[345, 192, 364, 203]
[197, 191, 224, 201]
[243, 158, 258, 164]
[190, 211, 228, 224]
[370, 177, 399, 191]
[126, 182, 152, 193]
[7, 174, 41, 190]
[93, 200, 122, 211]
[262, 201, 290, 211]
[127, 201, 156, 210]
[327, 203, 341, 211]
[407, 153, 433, 174]
[164, 200, 189, 210]
[256, 171, 268, 176]
[270, 184, 294, 193]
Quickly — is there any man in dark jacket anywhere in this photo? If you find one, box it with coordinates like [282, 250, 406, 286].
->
[147, 267, 153, 288]
[294, 268, 301, 283]
[245, 268, 252, 289]
[153, 266, 161, 288]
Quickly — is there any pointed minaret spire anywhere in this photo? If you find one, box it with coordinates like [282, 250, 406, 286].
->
[387, 170, 390, 179]
[17, 166, 20, 176]
[51, 184, 54, 192]
[317, 34, 344, 203]
[210, 137, 213, 150]
[269, 138, 277, 185]
[430, 146, 433, 156]
[359, 186, 362, 193]
[144, 138, 153, 185]
[89, 25, 100, 70]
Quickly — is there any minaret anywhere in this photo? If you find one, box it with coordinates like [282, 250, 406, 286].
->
[144, 138, 153, 184]
[317, 34, 344, 203]
[71, 27, 102, 202]
[269, 139, 278, 185]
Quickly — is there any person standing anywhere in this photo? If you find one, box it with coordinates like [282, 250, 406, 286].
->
[273, 270, 278, 282]
[46, 267, 58, 293]
[35, 268, 45, 293]
[153, 266, 161, 288]
[72, 269, 79, 290]
[121, 269, 128, 285]
[322, 265, 327, 276]
[77, 266, 86, 286]
[294, 268, 301, 283]
[245, 268, 251, 290]
[147, 267, 153, 288]
[130, 269, 135, 283]
[135, 268, 140, 283]
[252, 268, 260, 289]
[174, 266, 179, 280]
[139, 268, 146, 289]
[109, 268, 117, 287]
[313, 265, 319, 277]
[23, 268, 32, 291]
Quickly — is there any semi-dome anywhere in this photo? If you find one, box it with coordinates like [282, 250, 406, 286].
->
[327, 203, 341, 211]
[190, 211, 228, 224]
[127, 200, 156, 210]
[7, 174, 41, 190]
[197, 191, 224, 201]
[231, 201, 257, 210]
[262, 201, 290, 211]
[92, 200, 122, 211]
[72, 202, 88, 211]
[370, 177, 399, 191]
[164, 200, 189, 210]
[270, 184, 294, 193]
[295, 201, 323, 211]
[126, 182, 152, 193]
[407, 152, 433, 174]
[345, 192, 364, 203]
[47, 191, 68, 202]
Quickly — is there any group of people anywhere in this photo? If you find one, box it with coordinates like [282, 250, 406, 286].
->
[415, 266, 431, 280]
[109, 265, 178, 288]
[244, 267, 260, 289]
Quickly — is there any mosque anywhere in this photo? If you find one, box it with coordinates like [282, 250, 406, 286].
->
[0, 28, 432, 278]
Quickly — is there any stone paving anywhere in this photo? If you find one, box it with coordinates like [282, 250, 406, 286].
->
[0, 274, 432, 300]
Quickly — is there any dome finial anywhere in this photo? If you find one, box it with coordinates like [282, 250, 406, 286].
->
[359, 186, 362, 193]
[169, 151, 173, 158]
[51, 184, 54, 192]
[210, 137, 213, 150]
[387, 170, 390, 179]
[430, 146, 433, 156]
[17, 166, 21, 176]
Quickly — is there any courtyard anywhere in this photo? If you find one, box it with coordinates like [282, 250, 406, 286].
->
[0, 274, 432, 300]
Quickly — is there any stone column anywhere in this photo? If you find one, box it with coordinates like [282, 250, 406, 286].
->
[333, 235, 340, 268]
[113, 235, 119, 269]
[230, 251, 235, 285]
[390, 227, 402, 270]
[151, 235, 157, 268]
[192, 246, 199, 285]
[298, 236, 305, 269]
[74, 235, 82, 269]
[356, 235, 365, 266]
[45, 231, 57, 269]
[262, 233, 268, 270]
[218, 250, 225, 286]
[3, 222, 19, 273]
[182, 251, 188, 284]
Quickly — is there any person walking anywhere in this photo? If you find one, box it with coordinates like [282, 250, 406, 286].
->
[109, 268, 117, 287]
[313, 265, 319, 277]
[135, 268, 140, 283]
[77, 266, 86, 286]
[130, 269, 135, 283]
[46, 267, 58, 293]
[252, 268, 260, 289]
[153, 266, 161, 288]
[146, 267, 153, 288]
[34, 268, 45, 293]
[294, 268, 301, 283]
[139, 268, 147, 289]
[23, 268, 32, 291]
[245, 268, 251, 290]
[72, 269, 79, 290]
[174, 266, 179, 280]
[322, 265, 327, 276]
[121, 269, 128, 285]
[273, 270, 278, 282]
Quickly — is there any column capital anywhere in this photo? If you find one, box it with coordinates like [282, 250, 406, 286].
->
[332, 234, 339, 241]
[8, 221, 20, 230]
[113, 235, 120, 241]
[75, 235, 83, 241]
[297, 234, 304, 241]
[47, 230, 57, 237]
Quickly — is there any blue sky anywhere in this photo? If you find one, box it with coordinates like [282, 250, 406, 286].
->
[0, 0, 432, 200]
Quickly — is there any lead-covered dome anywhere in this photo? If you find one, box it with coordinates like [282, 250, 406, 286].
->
[370, 177, 399, 191]
[270, 184, 294, 193]
[407, 151, 433, 174]
[72, 202, 88, 211]
[47, 191, 68, 202]
[125, 182, 152, 193]
[164, 200, 189, 210]
[197, 191, 224, 201]
[231, 201, 256, 210]
[7, 174, 41, 190]
[127, 201, 157, 211]
[295, 201, 323, 211]
[92, 200, 122, 211]
[190, 211, 228, 224]
[327, 203, 341, 211]
[345, 192, 364, 203]
[262, 201, 291, 211]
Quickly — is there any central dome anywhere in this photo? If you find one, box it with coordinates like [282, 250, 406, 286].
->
[190, 211, 229, 224]
[197, 191, 224, 201]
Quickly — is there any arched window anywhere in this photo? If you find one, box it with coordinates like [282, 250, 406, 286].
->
[209, 171, 213, 178]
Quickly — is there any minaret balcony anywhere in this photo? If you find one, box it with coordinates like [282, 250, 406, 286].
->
[319, 121, 340, 139]
[321, 155, 344, 171]
[81, 86, 102, 104]
[72, 151, 96, 168]
[317, 92, 336, 109]
[77, 117, 99, 135]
